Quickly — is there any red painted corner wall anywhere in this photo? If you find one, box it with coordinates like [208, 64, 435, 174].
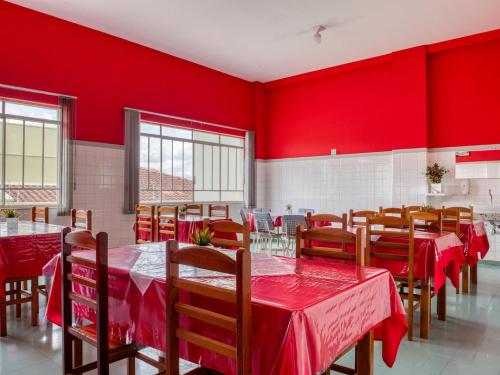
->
[0, 2, 254, 145]
[427, 37, 500, 149]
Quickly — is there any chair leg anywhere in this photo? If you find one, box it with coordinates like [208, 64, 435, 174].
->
[356, 331, 374, 375]
[127, 356, 136, 375]
[15, 281, 21, 318]
[407, 284, 414, 341]
[462, 264, 469, 294]
[470, 264, 478, 285]
[31, 277, 39, 326]
[0, 295, 6, 337]
[437, 279, 446, 321]
[420, 279, 431, 339]
[73, 339, 83, 375]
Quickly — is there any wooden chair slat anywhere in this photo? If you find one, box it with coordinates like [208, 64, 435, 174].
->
[173, 278, 237, 303]
[69, 292, 97, 310]
[208, 204, 229, 218]
[175, 302, 237, 332]
[67, 274, 97, 289]
[176, 328, 237, 359]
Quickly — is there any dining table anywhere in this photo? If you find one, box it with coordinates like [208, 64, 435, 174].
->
[45, 242, 408, 375]
[0, 220, 76, 336]
[135, 215, 235, 243]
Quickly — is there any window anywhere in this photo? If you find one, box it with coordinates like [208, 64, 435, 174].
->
[139, 122, 244, 203]
[0, 99, 62, 206]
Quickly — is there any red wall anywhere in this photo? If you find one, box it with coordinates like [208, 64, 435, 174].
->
[261, 29, 500, 159]
[0, 2, 254, 145]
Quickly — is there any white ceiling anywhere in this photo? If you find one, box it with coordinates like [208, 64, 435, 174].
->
[9, 0, 500, 82]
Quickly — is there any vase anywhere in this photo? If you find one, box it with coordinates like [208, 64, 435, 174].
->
[6, 217, 18, 229]
[430, 183, 442, 194]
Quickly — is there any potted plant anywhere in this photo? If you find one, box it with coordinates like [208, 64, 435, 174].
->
[190, 227, 213, 246]
[285, 203, 293, 215]
[425, 163, 449, 194]
[2, 208, 19, 229]
[419, 204, 434, 213]
[179, 206, 187, 218]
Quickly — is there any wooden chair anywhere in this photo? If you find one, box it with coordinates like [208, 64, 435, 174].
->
[135, 205, 155, 244]
[379, 206, 405, 218]
[208, 204, 229, 218]
[442, 206, 472, 294]
[61, 228, 137, 374]
[306, 212, 347, 229]
[296, 225, 364, 265]
[348, 210, 378, 227]
[1, 276, 39, 336]
[166, 240, 251, 374]
[32, 206, 49, 223]
[410, 211, 443, 233]
[365, 216, 429, 341]
[184, 203, 203, 216]
[71, 209, 92, 230]
[206, 220, 250, 251]
[157, 206, 179, 241]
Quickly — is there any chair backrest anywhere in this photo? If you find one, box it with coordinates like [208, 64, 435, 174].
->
[410, 211, 443, 232]
[32, 206, 49, 223]
[365, 216, 415, 280]
[306, 212, 347, 229]
[441, 207, 461, 235]
[207, 220, 250, 250]
[61, 228, 109, 374]
[135, 204, 155, 244]
[157, 206, 178, 241]
[166, 240, 251, 374]
[185, 203, 203, 216]
[298, 208, 315, 214]
[295, 225, 364, 265]
[253, 212, 274, 233]
[348, 209, 378, 226]
[252, 208, 271, 214]
[281, 215, 307, 238]
[208, 204, 229, 218]
[240, 208, 249, 222]
[71, 209, 92, 230]
[379, 206, 405, 218]
[442, 206, 474, 223]
[404, 205, 422, 217]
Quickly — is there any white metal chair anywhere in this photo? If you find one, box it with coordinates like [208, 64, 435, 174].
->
[253, 212, 282, 254]
[281, 215, 307, 256]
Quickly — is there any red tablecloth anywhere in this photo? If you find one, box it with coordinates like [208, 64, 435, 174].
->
[370, 229, 465, 292]
[0, 221, 70, 297]
[46, 244, 407, 374]
[135, 216, 234, 243]
[458, 221, 490, 265]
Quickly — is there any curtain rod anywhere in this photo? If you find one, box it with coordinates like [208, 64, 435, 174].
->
[124, 107, 249, 133]
[0, 83, 77, 99]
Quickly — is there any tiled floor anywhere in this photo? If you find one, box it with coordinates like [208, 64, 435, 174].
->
[1, 263, 500, 374]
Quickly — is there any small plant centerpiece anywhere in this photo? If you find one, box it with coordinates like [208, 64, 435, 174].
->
[2, 208, 19, 229]
[179, 206, 187, 218]
[191, 227, 213, 246]
[419, 204, 434, 213]
[425, 163, 449, 194]
[285, 203, 293, 215]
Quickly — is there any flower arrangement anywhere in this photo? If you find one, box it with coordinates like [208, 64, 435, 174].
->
[191, 227, 213, 246]
[179, 206, 187, 216]
[1, 208, 19, 218]
[424, 163, 449, 184]
[285, 203, 292, 211]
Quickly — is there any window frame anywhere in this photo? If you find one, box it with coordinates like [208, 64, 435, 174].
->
[0, 98, 63, 207]
[139, 121, 245, 204]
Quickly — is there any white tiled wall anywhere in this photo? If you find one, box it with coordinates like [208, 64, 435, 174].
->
[256, 150, 428, 214]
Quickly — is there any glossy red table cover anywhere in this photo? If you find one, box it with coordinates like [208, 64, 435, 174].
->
[459, 221, 489, 265]
[371, 230, 465, 292]
[136, 216, 235, 243]
[0, 221, 68, 297]
[46, 244, 407, 375]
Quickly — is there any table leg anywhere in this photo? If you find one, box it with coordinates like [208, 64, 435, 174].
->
[470, 264, 478, 284]
[15, 281, 21, 318]
[356, 331, 374, 375]
[462, 264, 469, 294]
[420, 279, 431, 339]
[31, 277, 39, 326]
[437, 278, 446, 321]
[0, 296, 6, 336]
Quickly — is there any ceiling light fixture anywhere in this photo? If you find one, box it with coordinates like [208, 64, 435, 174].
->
[314, 25, 326, 44]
